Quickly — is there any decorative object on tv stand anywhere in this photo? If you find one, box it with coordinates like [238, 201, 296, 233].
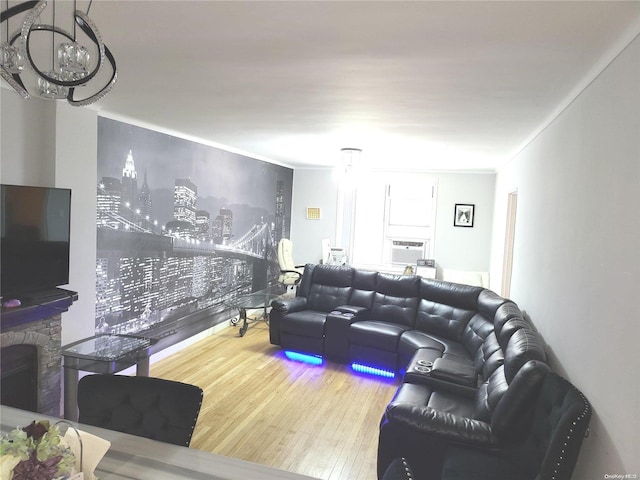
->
[0, 0, 117, 106]
[453, 203, 475, 227]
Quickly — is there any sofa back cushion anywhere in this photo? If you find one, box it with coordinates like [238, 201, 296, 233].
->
[305, 264, 354, 312]
[475, 331, 505, 380]
[490, 360, 549, 442]
[371, 274, 420, 327]
[472, 328, 546, 422]
[348, 269, 378, 309]
[460, 314, 495, 359]
[415, 301, 477, 341]
[419, 278, 484, 310]
[476, 289, 512, 318]
[503, 327, 546, 383]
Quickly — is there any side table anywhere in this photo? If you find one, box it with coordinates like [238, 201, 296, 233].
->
[225, 290, 282, 337]
[61, 334, 156, 421]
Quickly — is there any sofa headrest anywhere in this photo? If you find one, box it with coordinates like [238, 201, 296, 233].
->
[419, 278, 483, 310]
[477, 289, 512, 318]
[376, 273, 420, 297]
[297, 264, 317, 298]
[348, 270, 379, 308]
[497, 317, 531, 349]
[353, 269, 378, 290]
[493, 302, 525, 336]
[310, 264, 354, 286]
[504, 328, 547, 383]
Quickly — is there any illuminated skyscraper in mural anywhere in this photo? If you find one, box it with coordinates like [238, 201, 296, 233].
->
[120, 150, 138, 221]
[275, 179, 286, 241]
[214, 208, 233, 244]
[138, 169, 152, 225]
[195, 210, 211, 240]
[97, 177, 121, 229]
[174, 179, 197, 226]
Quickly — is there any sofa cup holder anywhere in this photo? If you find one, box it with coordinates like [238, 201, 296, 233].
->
[414, 365, 432, 374]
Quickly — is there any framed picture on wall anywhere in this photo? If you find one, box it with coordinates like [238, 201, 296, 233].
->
[454, 204, 475, 227]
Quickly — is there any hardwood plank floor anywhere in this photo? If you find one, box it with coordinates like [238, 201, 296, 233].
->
[150, 321, 400, 480]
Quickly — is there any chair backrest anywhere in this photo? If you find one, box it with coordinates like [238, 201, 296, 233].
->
[77, 374, 203, 447]
[513, 371, 592, 480]
[277, 238, 300, 284]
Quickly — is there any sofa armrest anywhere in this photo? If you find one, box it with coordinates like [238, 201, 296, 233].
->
[269, 296, 308, 346]
[324, 309, 364, 363]
[271, 296, 308, 314]
[333, 305, 369, 318]
[429, 358, 477, 385]
[385, 402, 495, 446]
[378, 401, 498, 480]
[405, 357, 478, 397]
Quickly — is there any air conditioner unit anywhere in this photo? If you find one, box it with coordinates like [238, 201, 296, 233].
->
[390, 239, 426, 265]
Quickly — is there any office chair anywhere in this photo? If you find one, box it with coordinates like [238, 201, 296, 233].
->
[277, 238, 304, 292]
[77, 374, 204, 447]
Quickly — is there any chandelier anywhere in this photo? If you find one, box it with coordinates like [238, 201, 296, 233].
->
[0, 0, 116, 106]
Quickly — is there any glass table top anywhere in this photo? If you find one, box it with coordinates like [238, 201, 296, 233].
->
[62, 334, 153, 361]
[225, 291, 283, 310]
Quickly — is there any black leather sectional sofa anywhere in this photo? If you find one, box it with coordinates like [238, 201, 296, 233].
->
[269, 263, 549, 480]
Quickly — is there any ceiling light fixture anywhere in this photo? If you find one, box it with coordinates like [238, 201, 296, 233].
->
[0, 0, 117, 106]
[340, 147, 362, 169]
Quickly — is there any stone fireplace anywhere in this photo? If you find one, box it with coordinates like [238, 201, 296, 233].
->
[1, 292, 76, 417]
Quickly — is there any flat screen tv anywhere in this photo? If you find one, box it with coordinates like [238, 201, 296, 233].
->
[1, 184, 72, 300]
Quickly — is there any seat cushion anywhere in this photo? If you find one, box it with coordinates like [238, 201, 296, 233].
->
[349, 321, 409, 352]
[280, 310, 327, 337]
[399, 330, 447, 353]
[388, 382, 475, 418]
[399, 330, 473, 369]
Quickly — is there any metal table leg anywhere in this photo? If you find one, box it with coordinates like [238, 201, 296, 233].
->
[63, 367, 79, 421]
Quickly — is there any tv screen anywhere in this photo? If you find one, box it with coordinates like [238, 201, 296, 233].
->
[1, 184, 72, 299]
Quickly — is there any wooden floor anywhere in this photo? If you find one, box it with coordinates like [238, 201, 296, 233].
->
[150, 321, 400, 480]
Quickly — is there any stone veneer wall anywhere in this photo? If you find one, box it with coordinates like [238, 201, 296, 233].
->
[0, 314, 62, 417]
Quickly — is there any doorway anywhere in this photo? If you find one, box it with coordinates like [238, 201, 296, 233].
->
[501, 190, 518, 298]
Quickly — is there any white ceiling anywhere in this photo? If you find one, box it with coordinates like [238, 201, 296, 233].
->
[60, 1, 640, 170]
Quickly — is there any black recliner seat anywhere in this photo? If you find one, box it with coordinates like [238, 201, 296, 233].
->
[347, 273, 421, 371]
[439, 370, 592, 480]
[377, 346, 548, 480]
[270, 264, 353, 356]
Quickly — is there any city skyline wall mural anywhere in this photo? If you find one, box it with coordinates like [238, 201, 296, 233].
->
[96, 117, 293, 336]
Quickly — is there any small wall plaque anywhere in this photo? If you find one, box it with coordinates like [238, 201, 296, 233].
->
[306, 207, 321, 220]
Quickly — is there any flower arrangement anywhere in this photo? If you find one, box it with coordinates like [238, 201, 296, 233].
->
[0, 420, 77, 480]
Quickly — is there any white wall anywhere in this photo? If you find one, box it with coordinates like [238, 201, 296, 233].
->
[491, 35, 640, 476]
[1, 90, 56, 185]
[433, 173, 495, 273]
[1, 89, 97, 344]
[289, 168, 339, 265]
[55, 103, 99, 343]
[290, 168, 496, 278]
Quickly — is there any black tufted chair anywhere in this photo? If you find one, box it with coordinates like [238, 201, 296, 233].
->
[77, 374, 204, 447]
[439, 371, 591, 480]
[383, 457, 415, 480]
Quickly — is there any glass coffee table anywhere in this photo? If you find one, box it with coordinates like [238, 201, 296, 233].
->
[61, 334, 156, 420]
[226, 290, 282, 337]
